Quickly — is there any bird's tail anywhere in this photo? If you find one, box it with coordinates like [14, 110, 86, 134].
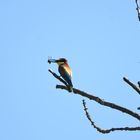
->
[68, 81, 73, 92]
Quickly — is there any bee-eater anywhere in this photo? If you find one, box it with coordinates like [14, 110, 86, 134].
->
[48, 58, 73, 91]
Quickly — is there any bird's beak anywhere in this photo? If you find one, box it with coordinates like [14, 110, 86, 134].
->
[48, 59, 57, 64]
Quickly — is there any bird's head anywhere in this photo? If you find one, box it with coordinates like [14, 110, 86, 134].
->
[48, 58, 67, 65]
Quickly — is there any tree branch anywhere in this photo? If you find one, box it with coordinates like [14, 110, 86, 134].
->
[123, 77, 140, 110]
[135, 0, 140, 21]
[48, 69, 140, 121]
[123, 77, 140, 95]
[56, 84, 140, 121]
[48, 69, 68, 86]
[48, 69, 72, 92]
[82, 100, 140, 134]
[48, 69, 140, 133]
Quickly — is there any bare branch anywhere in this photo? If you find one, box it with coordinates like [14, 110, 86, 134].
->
[138, 81, 140, 88]
[48, 69, 72, 92]
[135, 0, 140, 21]
[123, 77, 140, 95]
[49, 69, 140, 132]
[48, 69, 68, 86]
[82, 100, 140, 134]
[56, 85, 140, 121]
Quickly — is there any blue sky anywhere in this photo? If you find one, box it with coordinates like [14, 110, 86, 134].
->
[0, 0, 140, 139]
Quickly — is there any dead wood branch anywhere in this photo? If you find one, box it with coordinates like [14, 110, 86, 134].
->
[82, 100, 140, 134]
[48, 69, 140, 133]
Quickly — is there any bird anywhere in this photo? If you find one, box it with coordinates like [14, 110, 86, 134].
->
[48, 58, 73, 92]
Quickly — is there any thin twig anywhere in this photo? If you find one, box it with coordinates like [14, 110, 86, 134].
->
[82, 100, 140, 134]
[123, 77, 140, 95]
[48, 69, 72, 92]
[135, 0, 140, 21]
[123, 77, 140, 110]
[48, 69, 68, 87]
[138, 81, 140, 88]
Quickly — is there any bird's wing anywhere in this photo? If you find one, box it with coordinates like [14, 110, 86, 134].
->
[59, 65, 73, 87]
